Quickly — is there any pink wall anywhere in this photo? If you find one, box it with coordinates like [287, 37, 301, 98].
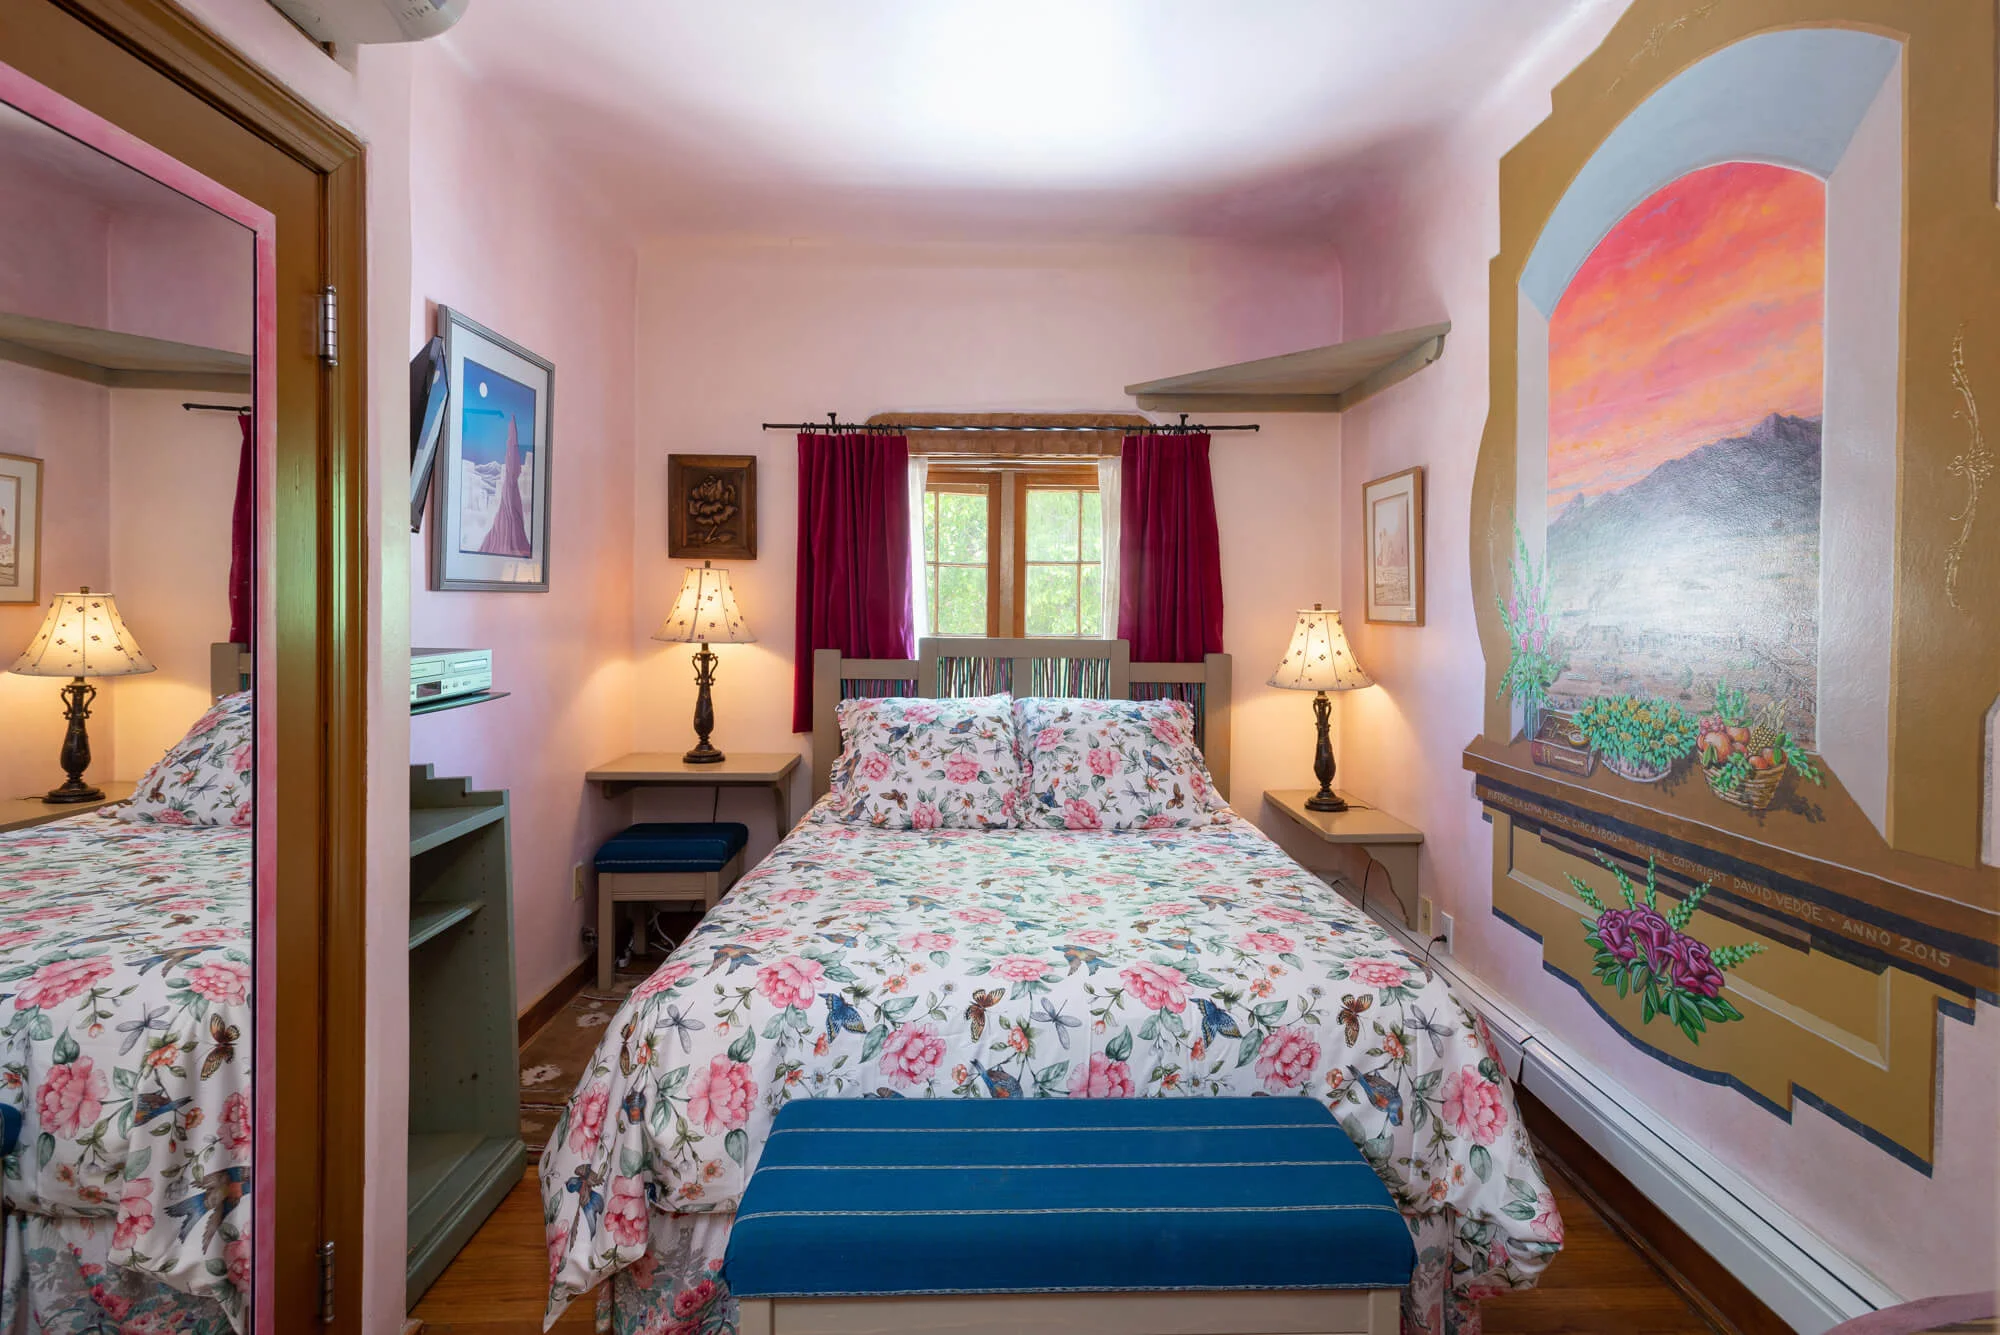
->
[106, 390, 245, 777]
[628, 236, 1343, 855]
[1326, 9, 1999, 1302]
[406, 53, 639, 1018]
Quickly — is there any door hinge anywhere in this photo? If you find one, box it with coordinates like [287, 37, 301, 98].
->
[318, 285, 339, 368]
[318, 1239, 335, 1323]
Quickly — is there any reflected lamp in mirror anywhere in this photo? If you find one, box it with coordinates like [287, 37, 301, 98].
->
[652, 561, 754, 764]
[1268, 604, 1373, 812]
[10, 587, 155, 803]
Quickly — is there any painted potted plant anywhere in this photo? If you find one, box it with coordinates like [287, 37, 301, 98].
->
[1495, 527, 1566, 743]
[1573, 693, 1698, 782]
[1696, 680, 1823, 811]
[1572, 853, 1765, 1043]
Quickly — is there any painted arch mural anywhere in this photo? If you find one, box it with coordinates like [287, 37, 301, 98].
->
[1467, 8, 1999, 1176]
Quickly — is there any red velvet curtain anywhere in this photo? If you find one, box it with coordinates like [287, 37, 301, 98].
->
[793, 432, 915, 731]
[1117, 432, 1223, 662]
[227, 412, 253, 646]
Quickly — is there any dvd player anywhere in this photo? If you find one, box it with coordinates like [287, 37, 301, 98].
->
[411, 648, 492, 706]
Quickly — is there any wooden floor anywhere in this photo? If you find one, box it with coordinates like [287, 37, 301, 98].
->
[411, 1156, 1718, 1335]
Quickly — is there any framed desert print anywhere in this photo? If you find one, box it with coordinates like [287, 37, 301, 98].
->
[1363, 465, 1424, 625]
[668, 453, 757, 561]
[430, 306, 555, 591]
[0, 452, 43, 605]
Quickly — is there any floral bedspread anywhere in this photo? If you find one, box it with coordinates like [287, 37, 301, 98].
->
[0, 812, 253, 1331]
[542, 804, 1562, 1335]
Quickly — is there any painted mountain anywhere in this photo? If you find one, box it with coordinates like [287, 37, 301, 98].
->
[1546, 412, 1821, 744]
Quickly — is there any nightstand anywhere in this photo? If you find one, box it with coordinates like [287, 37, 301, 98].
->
[0, 781, 138, 833]
[586, 751, 802, 840]
[1264, 789, 1423, 928]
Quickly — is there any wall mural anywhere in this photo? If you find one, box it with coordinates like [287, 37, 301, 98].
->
[1467, 2, 1999, 1175]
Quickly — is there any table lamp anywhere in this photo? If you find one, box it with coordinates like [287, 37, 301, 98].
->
[1268, 604, 1373, 812]
[10, 587, 155, 803]
[653, 561, 754, 764]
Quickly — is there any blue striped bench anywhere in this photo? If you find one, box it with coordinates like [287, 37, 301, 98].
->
[726, 1097, 1413, 1335]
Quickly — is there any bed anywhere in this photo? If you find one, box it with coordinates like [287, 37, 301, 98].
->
[0, 651, 255, 1333]
[541, 639, 1562, 1335]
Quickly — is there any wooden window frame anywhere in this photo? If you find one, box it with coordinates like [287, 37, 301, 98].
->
[923, 464, 1100, 639]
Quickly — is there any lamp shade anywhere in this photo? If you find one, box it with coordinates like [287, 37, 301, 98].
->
[1267, 606, 1372, 692]
[10, 588, 154, 678]
[653, 562, 755, 645]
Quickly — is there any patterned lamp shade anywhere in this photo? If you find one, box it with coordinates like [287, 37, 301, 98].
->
[1267, 606, 1373, 692]
[653, 562, 755, 645]
[10, 588, 155, 678]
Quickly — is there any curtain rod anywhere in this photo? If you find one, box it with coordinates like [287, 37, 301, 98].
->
[182, 402, 252, 414]
[762, 412, 1257, 434]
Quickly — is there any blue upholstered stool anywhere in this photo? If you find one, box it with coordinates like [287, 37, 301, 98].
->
[0, 1103, 19, 1158]
[727, 1097, 1413, 1335]
[594, 822, 748, 990]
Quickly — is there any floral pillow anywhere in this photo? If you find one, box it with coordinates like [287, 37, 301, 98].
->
[830, 694, 1023, 830]
[1014, 696, 1226, 832]
[113, 690, 255, 828]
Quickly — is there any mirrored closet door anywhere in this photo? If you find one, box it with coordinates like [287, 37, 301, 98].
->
[0, 78, 263, 1335]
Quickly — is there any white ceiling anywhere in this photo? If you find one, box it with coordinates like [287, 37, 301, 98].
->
[441, 0, 1613, 241]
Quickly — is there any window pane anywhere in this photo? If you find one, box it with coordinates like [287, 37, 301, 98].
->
[1025, 489, 1080, 562]
[934, 490, 987, 565]
[923, 491, 938, 561]
[1024, 563, 1080, 636]
[1080, 563, 1103, 636]
[935, 564, 988, 635]
[1080, 489, 1102, 562]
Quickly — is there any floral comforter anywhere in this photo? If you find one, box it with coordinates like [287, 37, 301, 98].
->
[0, 812, 253, 1331]
[542, 804, 1562, 1335]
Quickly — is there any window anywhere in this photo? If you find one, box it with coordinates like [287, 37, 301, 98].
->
[921, 465, 1106, 638]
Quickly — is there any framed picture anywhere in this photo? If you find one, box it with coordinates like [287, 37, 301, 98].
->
[429, 306, 554, 591]
[0, 453, 44, 605]
[668, 454, 757, 561]
[409, 335, 448, 534]
[1363, 465, 1424, 625]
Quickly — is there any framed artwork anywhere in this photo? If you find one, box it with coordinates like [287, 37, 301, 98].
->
[429, 306, 554, 591]
[1363, 465, 1424, 625]
[409, 335, 447, 534]
[0, 452, 43, 605]
[668, 454, 757, 560]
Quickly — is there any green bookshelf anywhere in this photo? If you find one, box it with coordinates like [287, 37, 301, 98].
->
[406, 765, 525, 1310]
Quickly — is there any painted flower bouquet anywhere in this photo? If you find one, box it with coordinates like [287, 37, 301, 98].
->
[1496, 526, 1566, 741]
[1572, 693, 1699, 782]
[1571, 854, 1764, 1043]
[1696, 680, 1823, 812]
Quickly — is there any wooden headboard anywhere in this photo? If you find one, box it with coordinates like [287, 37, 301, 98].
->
[812, 637, 1232, 803]
[210, 642, 251, 700]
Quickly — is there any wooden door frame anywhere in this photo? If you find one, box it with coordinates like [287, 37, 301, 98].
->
[4, 2, 369, 1330]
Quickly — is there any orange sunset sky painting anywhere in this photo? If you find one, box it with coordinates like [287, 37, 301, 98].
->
[1548, 161, 1825, 510]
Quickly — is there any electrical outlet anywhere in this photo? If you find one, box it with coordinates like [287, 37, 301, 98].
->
[1417, 896, 1436, 937]
[1438, 911, 1456, 955]
[572, 863, 586, 902]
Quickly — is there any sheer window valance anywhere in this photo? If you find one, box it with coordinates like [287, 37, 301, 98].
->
[866, 412, 1145, 460]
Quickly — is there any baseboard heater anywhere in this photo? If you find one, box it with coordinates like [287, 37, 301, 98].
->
[1351, 886, 1902, 1335]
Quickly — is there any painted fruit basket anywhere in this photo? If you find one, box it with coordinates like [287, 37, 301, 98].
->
[1697, 689, 1822, 812]
[1699, 719, 1789, 810]
[1573, 694, 1698, 786]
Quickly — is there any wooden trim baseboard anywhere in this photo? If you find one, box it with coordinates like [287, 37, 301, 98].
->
[518, 954, 594, 1047]
[1517, 1084, 1795, 1335]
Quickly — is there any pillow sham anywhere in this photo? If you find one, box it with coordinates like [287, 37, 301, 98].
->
[830, 694, 1022, 830]
[114, 690, 255, 828]
[1014, 696, 1225, 832]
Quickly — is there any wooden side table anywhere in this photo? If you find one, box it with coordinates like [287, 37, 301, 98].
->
[1264, 789, 1423, 929]
[586, 752, 803, 840]
[0, 781, 137, 833]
